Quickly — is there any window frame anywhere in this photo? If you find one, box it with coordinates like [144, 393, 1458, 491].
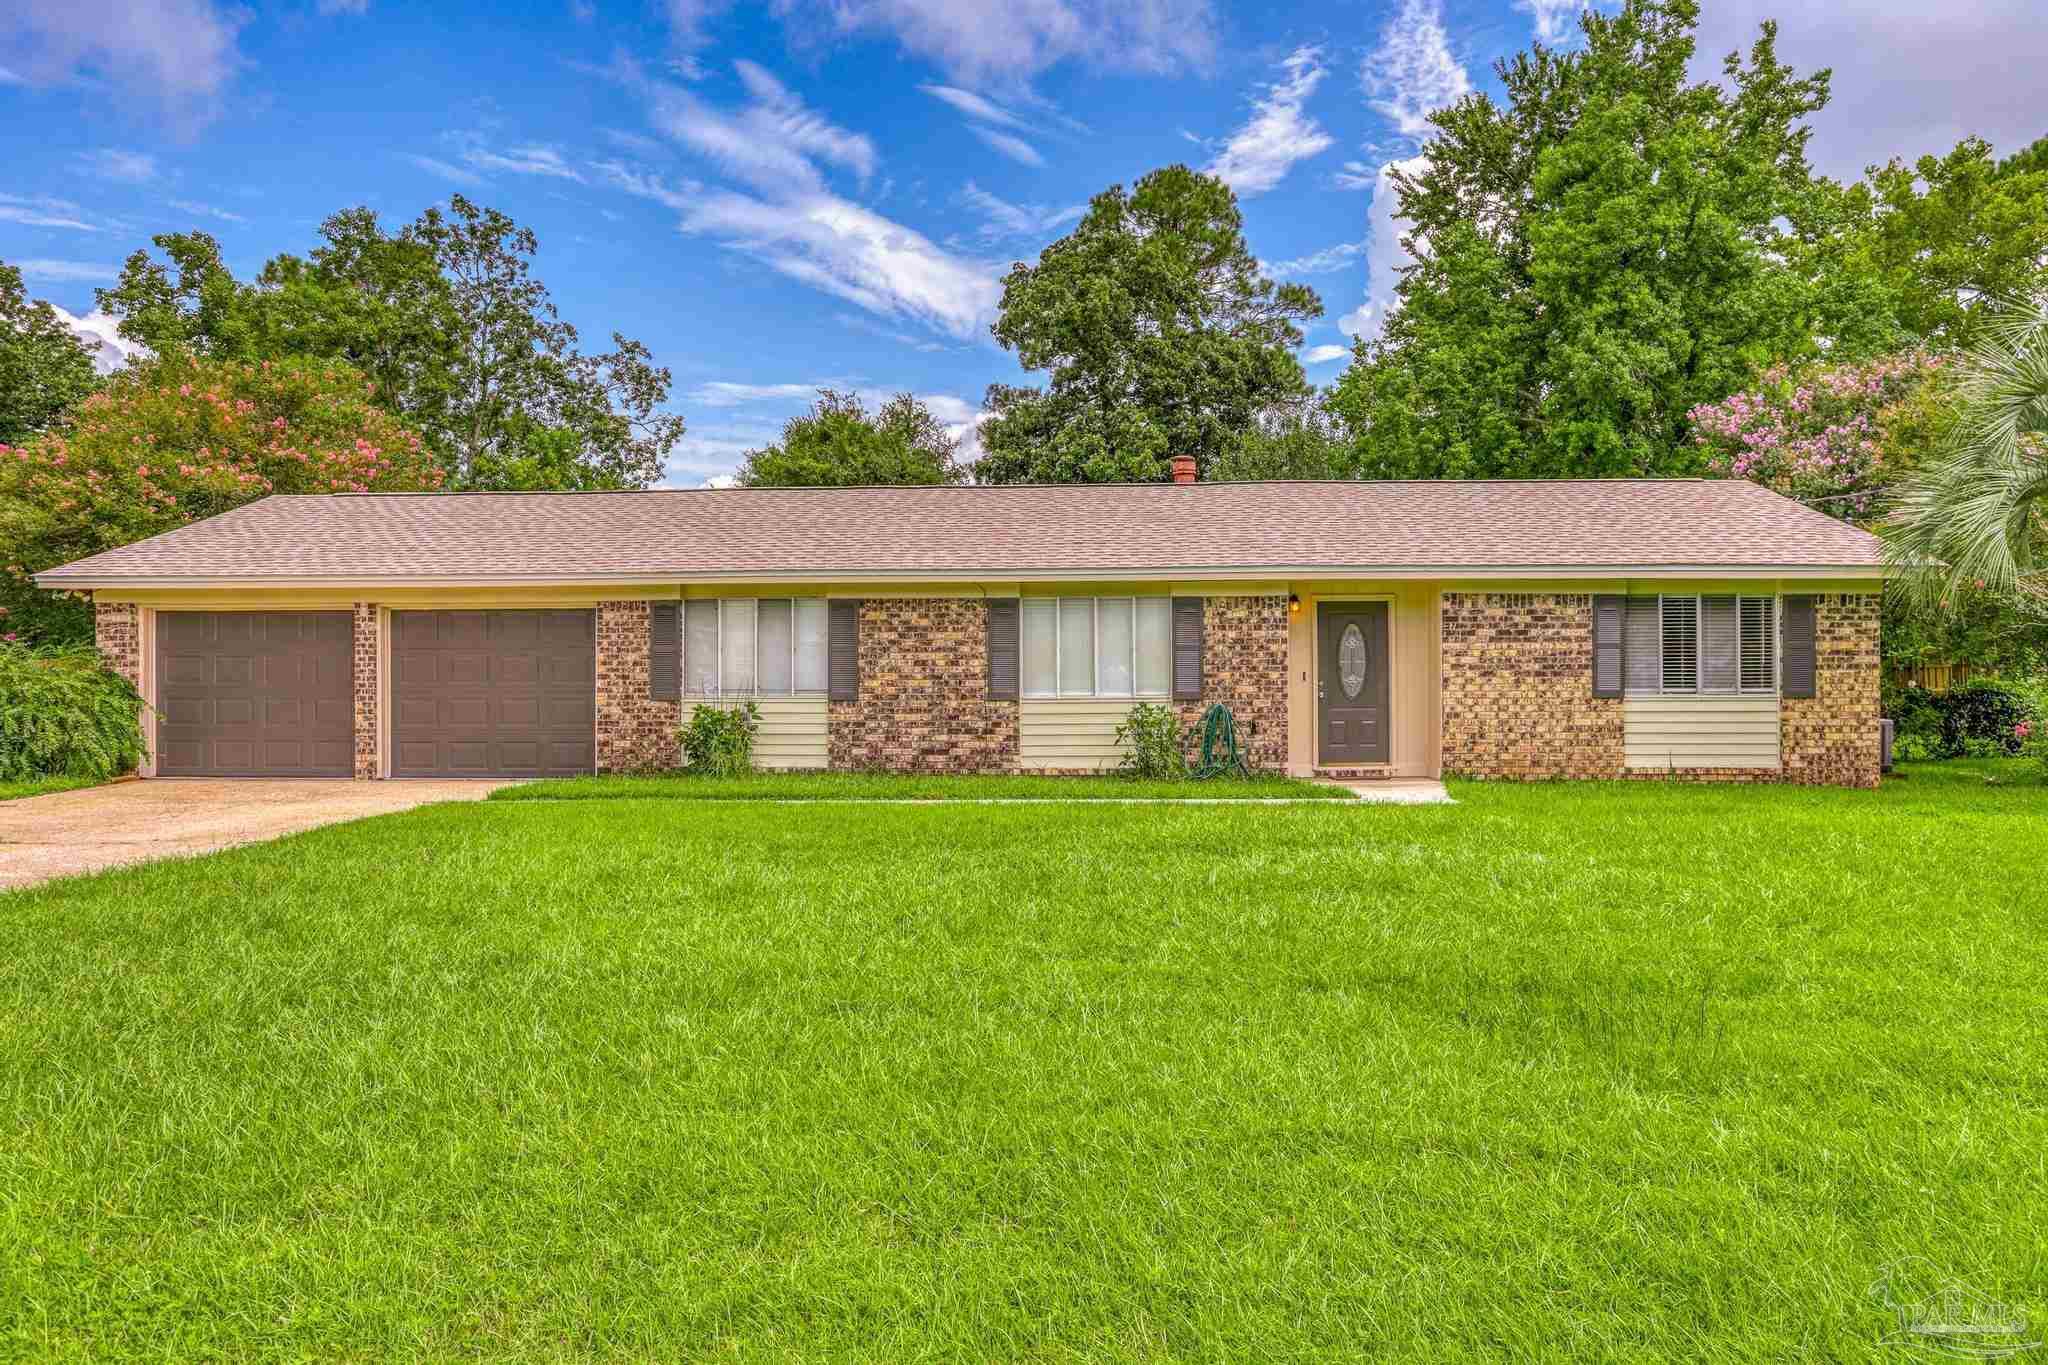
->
[680, 597, 830, 699]
[1625, 594, 1780, 698]
[1022, 595, 1173, 700]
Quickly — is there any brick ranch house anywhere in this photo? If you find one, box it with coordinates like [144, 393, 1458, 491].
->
[38, 473, 1887, 787]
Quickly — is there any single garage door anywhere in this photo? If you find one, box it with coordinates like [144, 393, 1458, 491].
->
[392, 610, 595, 777]
[156, 611, 354, 776]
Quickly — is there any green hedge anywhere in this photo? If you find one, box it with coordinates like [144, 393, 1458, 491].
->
[0, 644, 145, 782]
[1884, 679, 2040, 761]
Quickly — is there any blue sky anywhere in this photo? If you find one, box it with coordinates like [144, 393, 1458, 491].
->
[4, 0, 2042, 485]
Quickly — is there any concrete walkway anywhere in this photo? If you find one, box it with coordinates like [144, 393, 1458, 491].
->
[0, 778, 512, 891]
[1318, 777, 1455, 804]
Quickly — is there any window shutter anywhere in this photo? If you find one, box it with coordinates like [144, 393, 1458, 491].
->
[1591, 595, 1624, 697]
[1782, 595, 1817, 698]
[1170, 597, 1203, 701]
[828, 599, 860, 702]
[986, 598, 1019, 700]
[648, 601, 680, 701]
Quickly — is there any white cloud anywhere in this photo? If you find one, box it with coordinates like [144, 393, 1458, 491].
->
[645, 62, 875, 193]
[462, 143, 585, 182]
[592, 161, 703, 211]
[1336, 154, 1427, 341]
[970, 126, 1043, 167]
[682, 189, 1001, 339]
[4, 1, 246, 127]
[316, 0, 369, 14]
[702, 473, 739, 488]
[15, 259, 118, 283]
[1301, 343, 1349, 365]
[1206, 46, 1335, 197]
[0, 194, 98, 231]
[731, 60, 879, 185]
[1362, 0, 1471, 140]
[74, 148, 157, 183]
[1331, 160, 1377, 191]
[959, 182, 1081, 240]
[405, 155, 488, 187]
[602, 127, 667, 158]
[919, 84, 1033, 132]
[919, 393, 991, 461]
[1264, 240, 1367, 276]
[1514, 0, 1589, 44]
[168, 198, 246, 224]
[690, 380, 835, 406]
[47, 304, 146, 374]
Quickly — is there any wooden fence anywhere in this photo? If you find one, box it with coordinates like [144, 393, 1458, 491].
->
[1888, 662, 1973, 693]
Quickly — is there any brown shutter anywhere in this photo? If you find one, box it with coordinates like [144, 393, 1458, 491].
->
[986, 598, 1019, 700]
[828, 599, 860, 702]
[1781, 595, 1817, 698]
[1592, 594, 1624, 698]
[648, 600, 680, 701]
[1171, 597, 1203, 701]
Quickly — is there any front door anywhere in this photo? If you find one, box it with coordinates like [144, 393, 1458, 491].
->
[1318, 603, 1390, 765]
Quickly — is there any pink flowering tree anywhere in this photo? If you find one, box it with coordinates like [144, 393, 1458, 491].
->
[1687, 353, 1948, 521]
[0, 355, 443, 642]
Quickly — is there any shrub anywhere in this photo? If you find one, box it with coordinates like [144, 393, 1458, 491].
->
[0, 642, 144, 781]
[679, 701, 758, 776]
[1115, 702, 1187, 781]
[1886, 680, 2041, 758]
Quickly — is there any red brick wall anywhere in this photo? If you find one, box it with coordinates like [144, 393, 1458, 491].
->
[596, 599, 682, 772]
[93, 598, 141, 691]
[1781, 593, 1881, 788]
[1178, 594, 1290, 772]
[1440, 592, 1625, 780]
[828, 598, 1017, 773]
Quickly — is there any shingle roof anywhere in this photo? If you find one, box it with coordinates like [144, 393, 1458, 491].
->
[36, 479, 1887, 585]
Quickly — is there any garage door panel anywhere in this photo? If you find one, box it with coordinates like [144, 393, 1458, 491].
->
[392, 610, 595, 777]
[157, 611, 354, 777]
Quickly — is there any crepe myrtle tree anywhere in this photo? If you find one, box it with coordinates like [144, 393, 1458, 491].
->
[976, 165, 1322, 484]
[0, 354, 442, 644]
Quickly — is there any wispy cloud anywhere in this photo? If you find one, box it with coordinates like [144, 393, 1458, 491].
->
[1301, 343, 1350, 364]
[405, 154, 488, 187]
[690, 380, 839, 406]
[1363, 0, 1472, 140]
[642, 59, 875, 193]
[3, 1, 247, 128]
[74, 148, 157, 183]
[1206, 46, 1334, 196]
[731, 60, 878, 185]
[462, 143, 585, 182]
[602, 127, 667, 158]
[1264, 240, 1368, 276]
[0, 193, 99, 231]
[970, 126, 1043, 167]
[316, 0, 369, 13]
[592, 160, 702, 211]
[1337, 154, 1429, 341]
[919, 84, 1033, 132]
[1332, 160, 1377, 191]
[959, 182, 1080, 241]
[1515, 0, 1593, 43]
[168, 198, 247, 224]
[15, 258, 119, 284]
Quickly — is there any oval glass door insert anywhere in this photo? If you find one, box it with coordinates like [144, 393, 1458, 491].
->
[1338, 623, 1368, 699]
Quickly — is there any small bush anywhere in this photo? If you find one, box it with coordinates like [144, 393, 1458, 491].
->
[1883, 680, 2039, 759]
[0, 643, 144, 781]
[679, 701, 758, 776]
[1115, 702, 1187, 781]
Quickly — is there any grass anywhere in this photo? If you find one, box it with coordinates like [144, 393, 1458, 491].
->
[495, 770, 1348, 801]
[1, 760, 2043, 1359]
[0, 774, 103, 802]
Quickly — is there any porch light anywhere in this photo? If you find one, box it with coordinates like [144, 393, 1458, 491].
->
[1288, 594, 1301, 616]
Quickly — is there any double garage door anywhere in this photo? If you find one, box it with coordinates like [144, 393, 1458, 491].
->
[155, 609, 595, 778]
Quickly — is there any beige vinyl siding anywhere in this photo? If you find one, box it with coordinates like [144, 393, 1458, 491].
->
[1623, 695, 1780, 770]
[753, 697, 829, 769]
[1019, 699, 1133, 771]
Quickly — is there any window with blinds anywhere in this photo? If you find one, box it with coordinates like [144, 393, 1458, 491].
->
[681, 598, 830, 696]
[1021, 597, 1173, 698]
[1626, 595, 1776, 696]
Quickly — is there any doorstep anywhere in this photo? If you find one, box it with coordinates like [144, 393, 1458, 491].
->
[1312, 776, 1455, 805]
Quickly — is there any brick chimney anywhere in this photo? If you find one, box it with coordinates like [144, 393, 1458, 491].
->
[1169, 454, 1198, 485]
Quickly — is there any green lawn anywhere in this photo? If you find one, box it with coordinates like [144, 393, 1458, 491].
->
[1, 762, 2043, 1359]
[0, 774, 103, 802]
[498, 770, 1347, 801]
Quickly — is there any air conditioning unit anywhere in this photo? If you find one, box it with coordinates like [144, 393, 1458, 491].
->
[1880, 718, 1895, 773]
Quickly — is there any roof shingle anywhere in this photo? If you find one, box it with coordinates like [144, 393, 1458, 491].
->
[37, 480, 1887, 585]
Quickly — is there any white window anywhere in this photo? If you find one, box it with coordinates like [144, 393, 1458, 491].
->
[1626, 595, 1777, 696]
[681, 597, 830, 697]
[1022, 596, 1173, 698]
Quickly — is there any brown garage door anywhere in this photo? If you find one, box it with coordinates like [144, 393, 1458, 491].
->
[392, 610, 595, 777]
[157, 611, 354, 776]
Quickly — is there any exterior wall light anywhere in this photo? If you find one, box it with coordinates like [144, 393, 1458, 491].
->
[1288, 594, 1302, 616]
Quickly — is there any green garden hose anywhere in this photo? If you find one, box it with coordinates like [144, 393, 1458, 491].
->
[1190, 701, 1251, 780]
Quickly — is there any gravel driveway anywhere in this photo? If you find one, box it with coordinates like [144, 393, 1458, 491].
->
[0, 778, 515, 891]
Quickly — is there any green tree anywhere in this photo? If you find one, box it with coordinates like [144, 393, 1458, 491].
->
[1207, 401, 1354, 481]
[1331, 0, 1897, 480]
[977, 165, 1321, 484]
[0, 261, 100, 447]
[736, 390, 963, 486]
[1833, 137, 2048, 348]
[0, 355, 442, 643]
[96, 196, 685, 490]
